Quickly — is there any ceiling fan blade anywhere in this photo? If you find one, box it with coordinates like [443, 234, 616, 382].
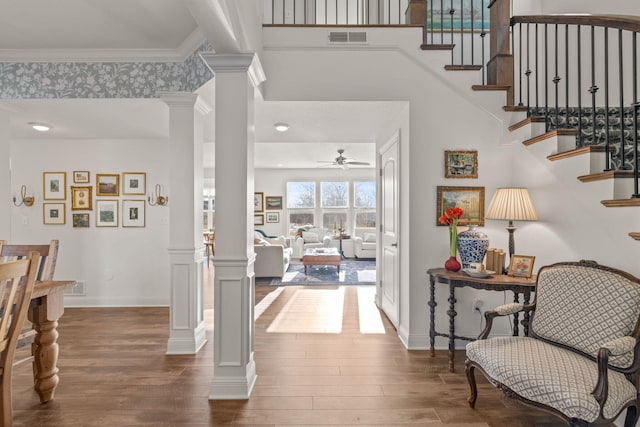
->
[344, 161, 370, 165]
[316, 160, 337, 164]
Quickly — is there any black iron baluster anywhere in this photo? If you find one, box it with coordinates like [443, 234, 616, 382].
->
[460, 0, 464, 64]
[271, 0, 275, 24]
[336, 0, 338, 24]
[293, 0, 296, 23]
[588, 26, 599, 150]
[565, 24, 569, 128]
[577, 25, 583, 146]
[480, 0, 486, 84]
[440, 0, 444, 44]
[632, 31, 639, 198]
[450, 0, 455, 64]
[535, 24, 539, 113]
[429, 0, 434, 44]
[283, 0, 286, 24]
[518, 23, 523, 106]
[325, 0, 328, 24]
[470, 0, 474, 65]
[526, 24, 531, 109]
[619, 29, 625, 171]
[553, 24, 560, 131]
[604, 27, 611, 171]
[544, 24, 549, 131]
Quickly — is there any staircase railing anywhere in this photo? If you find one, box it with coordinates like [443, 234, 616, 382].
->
[264, 0, 412, 25]
[508, 14, 640, 198]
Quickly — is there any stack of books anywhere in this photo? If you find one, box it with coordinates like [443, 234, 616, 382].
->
[485, 248, 506, 274]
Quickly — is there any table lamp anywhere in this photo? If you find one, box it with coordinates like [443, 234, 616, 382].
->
[485, 187, 538, 261]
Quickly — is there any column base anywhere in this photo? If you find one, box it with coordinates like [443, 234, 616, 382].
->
[209, 359, 257, 400]
[166, 321, 207, 355]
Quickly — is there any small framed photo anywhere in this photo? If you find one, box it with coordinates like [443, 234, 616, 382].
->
[43, 203, 66, 225]
[265, 196, 283, 210]
[72, 213, 90, 228]
[96, 174, 120, 196]
[266, 212, 280, 223]
[436, 186, 485, 226]
[73, 171, 90, 184]
[508, 255, 536, 278]
[122, 200, 145, 228]
[71, 186, 92, 210]
[444, 150, 478, 178]
[254, 192, 264, 212]
[254, 214, 264, 226]
[122, 172, 146, 195]
[96, 200, 118, 227]
[43, 172, 67, 200]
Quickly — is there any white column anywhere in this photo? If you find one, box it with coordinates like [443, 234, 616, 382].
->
[201, 53, 266, 399]
[160, 91, 210, 355]
[0, 109, 11, 238]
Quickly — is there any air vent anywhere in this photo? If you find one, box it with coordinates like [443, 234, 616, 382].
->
[64, 280, 86, 296]
[328, 31, 367, 44]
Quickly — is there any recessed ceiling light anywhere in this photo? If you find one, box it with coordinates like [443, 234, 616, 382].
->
[29, 122, 51, 132]
[274, 123, 290, 132]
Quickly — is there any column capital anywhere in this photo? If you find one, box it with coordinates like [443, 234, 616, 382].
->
[200, 52, 266, 88]
[195, 97, 213, 116]
[157, 91, 199, 108]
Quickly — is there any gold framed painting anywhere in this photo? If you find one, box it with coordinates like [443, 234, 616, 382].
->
[436, 186, 485, 226]
[73, 171, 90, 184]
[43, 172, 67, 200]
[96, 174, 119, 196]
[71, 186, 92, 210]
[254, 192, 264, 212]
[72, 213, 90, 228]
[254, 214, 264, 226]
[266, 212, 280, 223]
[122, 200, 145, 228]
[43, 203, 66, 225]
[265, 196, 283, 209]
[508, 255, 536, 278]
[96, 199, 118, 227]
[122, 172, 146, 195]
[444, 150, 478, 178]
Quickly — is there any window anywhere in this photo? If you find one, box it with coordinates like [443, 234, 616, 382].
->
[321, 181, 348, 208]
[203, 189, 215, 230]
[354, 181, 376, 228]
[287, 182, 315, 208]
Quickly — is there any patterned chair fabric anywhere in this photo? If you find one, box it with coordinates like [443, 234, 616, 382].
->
[465, 261, 640, 426]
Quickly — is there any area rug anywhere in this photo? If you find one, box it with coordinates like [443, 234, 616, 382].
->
[268, 259, 376, 286]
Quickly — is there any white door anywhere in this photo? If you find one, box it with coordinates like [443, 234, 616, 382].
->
[378, 131, 400, 328]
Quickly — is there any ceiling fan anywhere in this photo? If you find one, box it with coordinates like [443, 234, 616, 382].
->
[317, 149, 370, 168]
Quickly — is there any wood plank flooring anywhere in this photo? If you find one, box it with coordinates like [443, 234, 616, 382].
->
[9, 273, 580, 426]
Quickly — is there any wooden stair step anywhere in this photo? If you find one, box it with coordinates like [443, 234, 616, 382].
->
[445, 65, 483, 71]
[600, 198, 640, 207]
[508, 116, 546, 132]
[548, 145, 606, 162]
[578, 170, 635, 183]
[503, 105, 529, 112]
[522, 128, 577, 146]
[471, 84, 511, 91]
[629, 232, 640, 240]
[420, 43, 455, 50]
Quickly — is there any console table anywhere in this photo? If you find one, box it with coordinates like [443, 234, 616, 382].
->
[427, 268, 536, 372]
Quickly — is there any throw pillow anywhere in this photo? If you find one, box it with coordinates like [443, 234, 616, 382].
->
[302, 231, 320, 243]
[254, 238, 270, 245]
[363, 233, 376, 243]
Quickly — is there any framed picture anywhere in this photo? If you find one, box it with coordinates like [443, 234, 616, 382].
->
[266, 212, 280, 223]
[72, 213, 90, 228]
[122, 200, 145, 228]
[254, 192, 264, 212]
[71, 186, 92, 210]
[508, 255, 536, 278]
[43, 172, 67, 200]
[96, 200, 118, 227]
[73, 171, 90, 183]
[436, 186, 485, 226]
[43, 203, 66, 225]
[122, 172, 146, 195]
[265, 196, 283, 210]
[445, 150, 478, 178]
[96, 174, 119, 196]
[254, 214, 264, 226]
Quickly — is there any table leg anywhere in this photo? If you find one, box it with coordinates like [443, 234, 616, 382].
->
[31, 319, 60, 402]
[304, 265, 307, 274]
[523, 290, 531, 336]
[446, 284, 457, 372]
[428, 277, 437, 357]
[512, 291, 520, 336]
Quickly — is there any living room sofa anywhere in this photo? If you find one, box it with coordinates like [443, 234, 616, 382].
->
[254, 234, 292, 278]
[353, 232, 377, 259]
[292, 227, 331, 258]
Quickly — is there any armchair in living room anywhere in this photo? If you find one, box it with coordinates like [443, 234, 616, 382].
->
[292, 227, 331, 258]
[353, 232, 377, 259]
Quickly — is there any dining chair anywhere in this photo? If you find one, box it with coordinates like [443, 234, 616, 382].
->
[0, 252, 40, 427]
[203, 231, 215, 265]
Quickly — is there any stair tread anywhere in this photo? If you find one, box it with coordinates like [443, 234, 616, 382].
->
[629, 232, 640, 240]
[601, 198, 640, 207]
[420, 43, 455, 50]
[508, 116, 546, 132]
[471, 85, 511, 91]
[578, 170, 636, 182]
[445, 65, 483, 71]
[522, 129, 577, 146]
[547, 146, 606, 161]
[503, 105, 529, 112]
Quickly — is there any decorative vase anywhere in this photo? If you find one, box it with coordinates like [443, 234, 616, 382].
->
[457, 225, 490, 270]
[444, 256, 461, 272]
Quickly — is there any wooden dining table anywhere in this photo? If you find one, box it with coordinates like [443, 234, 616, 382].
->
[27, 279, 74, 403]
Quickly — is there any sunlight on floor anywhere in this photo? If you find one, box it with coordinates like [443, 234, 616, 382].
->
[266, 287, 345, 333]
[255, 286, 284, 320]
[357, 286, 386, 334]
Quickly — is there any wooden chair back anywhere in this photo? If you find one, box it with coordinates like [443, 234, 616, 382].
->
[0, 252, 40, 427]
[0, 240, 59, 282]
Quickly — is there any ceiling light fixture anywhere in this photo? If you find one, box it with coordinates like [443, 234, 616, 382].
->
[29, 122, 51, 132]
[274, 123, 290, 132]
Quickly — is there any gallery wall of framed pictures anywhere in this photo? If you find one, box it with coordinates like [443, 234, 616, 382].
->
[41, 170, 147, 228]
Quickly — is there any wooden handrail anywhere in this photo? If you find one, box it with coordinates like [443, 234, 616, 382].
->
[511, 14, 640, 33]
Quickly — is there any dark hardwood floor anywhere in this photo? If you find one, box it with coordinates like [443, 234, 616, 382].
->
[9, 269, 584, 426]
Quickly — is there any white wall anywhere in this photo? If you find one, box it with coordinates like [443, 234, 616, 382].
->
[10, 138, 171, 307]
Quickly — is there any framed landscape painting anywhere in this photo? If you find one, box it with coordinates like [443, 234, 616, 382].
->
[96, 174, 119, 196]
[72, 213, 90, 228]
[444, 150, 478, 178]
[265, 196, 282, 210]
[43, 172, 67, 200]
[122, 172, 146, 195]
[73, 171, 90, 184]
[266, 212, 280, 223]
[436, 186, 485, 226]
[254, 192, 264, 212]
[96, 199, 118, 227]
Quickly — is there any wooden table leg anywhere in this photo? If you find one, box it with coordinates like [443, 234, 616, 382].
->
[446, 284, 457, 372]
[512, 291, 520, 336]
[428, 278, 437, 357]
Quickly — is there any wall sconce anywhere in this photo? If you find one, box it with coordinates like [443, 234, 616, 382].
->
[13, 185, 35, 207]
[148, 184, 168, 206]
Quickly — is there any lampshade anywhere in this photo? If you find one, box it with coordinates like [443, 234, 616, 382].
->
[485, 188, 538, 221]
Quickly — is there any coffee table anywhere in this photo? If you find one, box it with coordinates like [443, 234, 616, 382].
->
[302, 247, 341, 274]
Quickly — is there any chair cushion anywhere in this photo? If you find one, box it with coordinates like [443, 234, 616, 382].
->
[302, 232, 320, 243]
[363, 233, 376, 243]
[531, 265, 640, 368]
[466, 337, 637, 422]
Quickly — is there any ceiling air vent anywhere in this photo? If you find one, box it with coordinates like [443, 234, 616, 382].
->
[328, 31, 367, 44]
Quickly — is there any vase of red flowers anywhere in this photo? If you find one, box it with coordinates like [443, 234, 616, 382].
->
[439, 207, 463, 272]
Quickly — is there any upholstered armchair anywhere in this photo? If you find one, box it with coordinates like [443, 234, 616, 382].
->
[353, 232, 376, 259]
[292, 227, 331, 258]
[465, 261, 640, 427]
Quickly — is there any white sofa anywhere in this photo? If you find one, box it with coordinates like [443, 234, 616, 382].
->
[353, 232, 377, 259]
[292, 227, 331, 258]
[254, 235, 293, 278]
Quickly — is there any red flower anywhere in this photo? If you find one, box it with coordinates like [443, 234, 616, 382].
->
[445, 207, 464, 219]
[438, 215, 451, 225]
